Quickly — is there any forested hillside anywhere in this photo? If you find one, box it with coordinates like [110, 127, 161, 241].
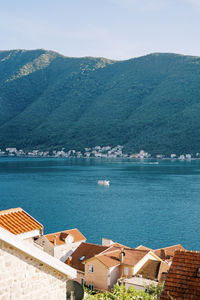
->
[0, 49, 200, 155]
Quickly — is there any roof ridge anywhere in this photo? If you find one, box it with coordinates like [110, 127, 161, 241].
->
[45, 228, 82, 236]
[127, 248, 150, 253]
[97, 248, 121, 257]
[0, 207, 22, 215]
[175, 250, 200, 254]
[97, 248, 151, 259]
[136, 244, 152, 249]
[82, 242, 108, 248]
[111, 243, 130, 248]
[155, 244, 183, 251]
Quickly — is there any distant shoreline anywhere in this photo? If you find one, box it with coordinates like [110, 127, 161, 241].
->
[0, 154, 199, 162]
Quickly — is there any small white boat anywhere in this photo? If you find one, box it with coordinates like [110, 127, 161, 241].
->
[98, 180, 110, 186]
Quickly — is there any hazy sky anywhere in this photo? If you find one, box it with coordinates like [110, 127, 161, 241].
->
[0, 0, 200, 60]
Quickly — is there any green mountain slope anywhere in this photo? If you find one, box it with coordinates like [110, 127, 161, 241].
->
[0, 49, 200, 155]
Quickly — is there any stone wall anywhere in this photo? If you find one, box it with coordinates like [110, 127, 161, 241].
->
[34, 236, 54, 256]
[0, 240, 67, 300]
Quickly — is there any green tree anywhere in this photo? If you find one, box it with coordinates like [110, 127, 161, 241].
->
[145, 283, 164, 299]
[85, 284, 155, 300]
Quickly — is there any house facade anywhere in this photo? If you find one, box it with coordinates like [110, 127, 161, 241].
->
[67, 243, 163, 291]
[84, 248, 162, 290]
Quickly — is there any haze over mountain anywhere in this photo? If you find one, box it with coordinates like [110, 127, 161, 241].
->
[0, 49, 200, 155]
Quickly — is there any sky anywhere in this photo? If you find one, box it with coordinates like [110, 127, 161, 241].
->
[0, 0, 200, 60]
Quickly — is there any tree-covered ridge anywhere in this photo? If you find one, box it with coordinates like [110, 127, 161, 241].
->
[0, 49, 200, 155]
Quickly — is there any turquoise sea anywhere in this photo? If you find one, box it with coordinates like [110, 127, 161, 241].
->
[0, 157, 199, 251]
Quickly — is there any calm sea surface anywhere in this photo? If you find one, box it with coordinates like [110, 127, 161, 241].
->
[0, 157, 199, 251]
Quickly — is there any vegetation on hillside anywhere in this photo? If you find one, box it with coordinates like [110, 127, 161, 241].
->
[0, 49, 200, 155]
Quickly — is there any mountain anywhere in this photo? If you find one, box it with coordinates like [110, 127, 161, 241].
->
[0, 49, 200, 155]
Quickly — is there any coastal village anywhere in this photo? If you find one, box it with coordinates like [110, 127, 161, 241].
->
[0, 207, 199, 299]
[0, 146, 196, 160]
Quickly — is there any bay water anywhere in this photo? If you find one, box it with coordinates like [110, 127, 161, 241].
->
[0, 157, 199, 251]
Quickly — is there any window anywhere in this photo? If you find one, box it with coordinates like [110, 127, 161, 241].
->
[81, 278, 85, 285]
[88, 265, 94, 273]
[88, 284, 94, 291]
[124, 267, 129, 276]
[80, 255, 85, 261]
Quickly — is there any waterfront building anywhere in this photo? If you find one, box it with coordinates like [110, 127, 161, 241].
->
[66, 242, 164, 291]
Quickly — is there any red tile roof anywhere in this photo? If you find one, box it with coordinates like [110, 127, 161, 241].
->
[0, 207, 43, 234]
[160, 250, 200, 300]
[45, 228, 86, 246]
[135, 245, 153, 251]
[154, 244, 185, 261]
[65, 242, 108, 272]
[96, 248, 149, 268]
[96, 250, 121, 267]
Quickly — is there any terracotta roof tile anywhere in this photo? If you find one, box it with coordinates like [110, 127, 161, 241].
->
[65, 242, 108, 272]
[135, 245, 153, 251]
[96, 248, 149, 268]
[0, 207, 43, 234]
[45, 228, 86, 246]
[121, 249, 149, 266]
[97, 251, 121, 267]
[160, 250, 200, 300]
[110, 242, 130, 248]
[154, 244, 185, 261]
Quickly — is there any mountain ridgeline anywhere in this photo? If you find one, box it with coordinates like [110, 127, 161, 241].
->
[0, 49, 200, 155]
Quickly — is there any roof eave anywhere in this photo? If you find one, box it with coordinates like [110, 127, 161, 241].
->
[0, 227, 77, 278]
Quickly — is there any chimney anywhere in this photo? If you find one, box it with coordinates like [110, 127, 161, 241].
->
[54, 235, 58, 246]
[66, 256, 72, 265]
[60, 232, 68, 242]
[119, 248, 125, 264]
[160, 249, 166, 260]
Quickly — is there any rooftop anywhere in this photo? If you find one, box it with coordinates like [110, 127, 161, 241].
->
[45, 228, 86, 246]
[0, 227, 76, 279]
[154, 244, 185, 261]
[160, 250, 200, 300]
[66, 242, 108, 272]
[0, 207, 43, 235]
[94, 248, 150, 268]
[122, 276, 158, 287]
[135, 245, 153, 251]
[136, 259, 161, 280]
